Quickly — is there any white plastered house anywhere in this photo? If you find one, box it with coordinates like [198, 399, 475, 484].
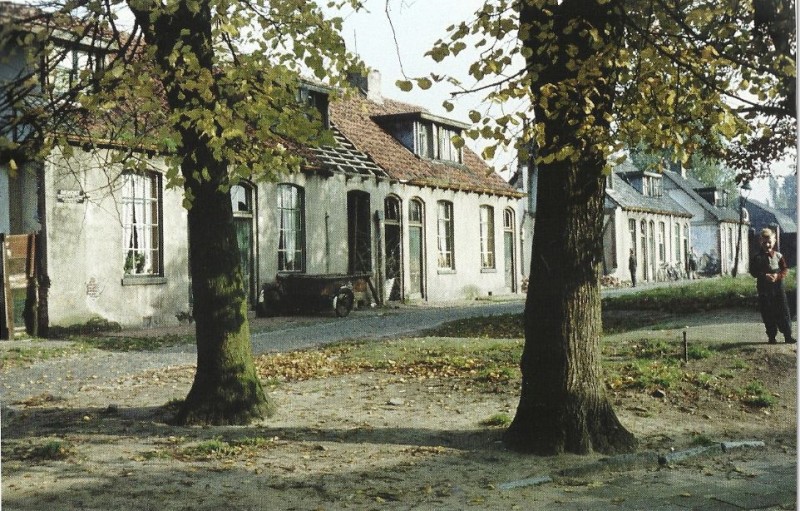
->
[0, 10, 524, 333]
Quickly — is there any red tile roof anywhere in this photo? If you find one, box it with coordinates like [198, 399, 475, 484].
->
[329, 92, 523, 199]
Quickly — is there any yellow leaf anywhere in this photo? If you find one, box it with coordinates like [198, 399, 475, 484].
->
[396, 80, 413, 92]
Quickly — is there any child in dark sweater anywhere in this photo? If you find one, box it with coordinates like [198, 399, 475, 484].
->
[749, 228, 795, 344]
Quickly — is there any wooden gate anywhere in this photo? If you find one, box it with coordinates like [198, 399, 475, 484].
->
[1, 234, 37, 339]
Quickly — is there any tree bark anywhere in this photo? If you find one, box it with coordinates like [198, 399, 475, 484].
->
[504, 0, 636, 455]
[130, 1, 273, 425]
[175, 168, 274, 425]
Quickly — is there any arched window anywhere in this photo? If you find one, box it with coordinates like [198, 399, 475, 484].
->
[230, 183, 253, 214]
[384, 195, 403, 300]
[503, 208, 517, 291]
[408, 198, 425, 297]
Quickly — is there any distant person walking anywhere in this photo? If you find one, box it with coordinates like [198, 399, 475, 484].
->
[688, 248, 698, 279]
[628, 249, 637, 287]
[749, 228, 795, 344]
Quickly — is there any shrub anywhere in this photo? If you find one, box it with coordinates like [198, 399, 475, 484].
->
[740, 380, 777, 407]
[480, 413, 512, 427]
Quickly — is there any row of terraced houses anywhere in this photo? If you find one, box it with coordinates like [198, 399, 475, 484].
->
[1, 2, 791, 337]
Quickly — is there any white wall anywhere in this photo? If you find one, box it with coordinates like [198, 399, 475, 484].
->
[45, 148, 191, 328]
[603, 207, 692, 284]
[256, 172, 522, 303]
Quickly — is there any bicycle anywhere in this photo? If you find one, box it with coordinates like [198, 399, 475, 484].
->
[658, 262, 682, 282]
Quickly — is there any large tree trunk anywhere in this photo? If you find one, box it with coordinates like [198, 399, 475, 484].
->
[176, 165, 274, 424]
[503, 0, 636, 455]
[503, 157, 636, 454]
[130, 1, 273, 425]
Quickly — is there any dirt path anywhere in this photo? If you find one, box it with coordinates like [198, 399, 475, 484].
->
[1, 309, 796, 510]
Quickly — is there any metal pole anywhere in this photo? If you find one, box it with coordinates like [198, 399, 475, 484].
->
[682, 330, 688, 363]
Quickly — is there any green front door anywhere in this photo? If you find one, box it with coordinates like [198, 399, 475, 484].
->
[234, 217, 254, 306]
[231, 183, 256, 307]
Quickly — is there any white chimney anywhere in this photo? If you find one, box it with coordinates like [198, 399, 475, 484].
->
[347, 69, 383, 104]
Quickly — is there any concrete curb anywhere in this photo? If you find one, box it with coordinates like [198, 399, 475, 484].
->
[498, 440, 767, 491]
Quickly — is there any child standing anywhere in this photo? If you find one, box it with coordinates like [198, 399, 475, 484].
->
[749, 228, 795, 344]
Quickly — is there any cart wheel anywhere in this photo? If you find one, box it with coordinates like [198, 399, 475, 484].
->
[333, 288, 354, 317]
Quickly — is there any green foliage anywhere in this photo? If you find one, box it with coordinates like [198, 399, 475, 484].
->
[0, 343, 85, 368]
[627, 339, 679, 360]
[424, 278, 780, 340]
[11, 439, 75, 461]
[480, 413, 513, 427]
[602, 275, 797, 313]
[150, 435, 278, 461]
[690, 433, 716, 447]
[617, 360, 684, 390]
[402, 0, 794, 177]
[256, 337, 523, 389]
[1, 0, 363, 195]
[739, 380, 777, 407]
[730, 358, 750, 370]
[76, 334, 194, 352]
[48, 317, 123, 338]
[423, 313, 523, 338]
[687, 344, 714, 360]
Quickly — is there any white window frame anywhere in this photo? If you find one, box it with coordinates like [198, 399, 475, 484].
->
[437, 200, 455, 270]
[47, 43, 104, 97]
[122, 171, 162, 278]
[277, 183, 305, 272]
[479, 205, 496, 269]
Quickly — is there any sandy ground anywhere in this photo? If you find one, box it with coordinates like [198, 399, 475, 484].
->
[1, 310, 797, 510]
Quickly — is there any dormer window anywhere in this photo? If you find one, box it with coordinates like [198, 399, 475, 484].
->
[46, 42, 105, 97]
[697, 187, 728, 207]
[642, 173, 662, 197]
[297, 84, 330, 128]
[415, 121, 462, 163]
[374, 112, 468, 165]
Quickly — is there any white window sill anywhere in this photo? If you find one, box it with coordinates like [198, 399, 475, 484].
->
[122, 276, 167, 286]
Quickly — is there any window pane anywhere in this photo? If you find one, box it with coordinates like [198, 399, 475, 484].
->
[385, 196, 400, 222]
[409, 199, 422, 224]
[480, 206, 495, 269]
[231, 184, 252, 213]
[122, 172, 161, 276]
[437, 201, 454, 269]
[278, 184, 305, 271]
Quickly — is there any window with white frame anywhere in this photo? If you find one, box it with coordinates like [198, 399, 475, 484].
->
[122, 172, 162, 277]
[437, 200, 455, 270]
[48, 44, 105, 97]
[658, 221, 666, 262]
[674, 222, 681, 262]
[629, 219, 637, 259]
[479, 205, 495, 269]
[277, 184, 305, 272]
[642, 174, 663, 197]
[416, 122, 462, 163]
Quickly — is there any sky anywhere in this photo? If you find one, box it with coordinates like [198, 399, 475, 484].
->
[326, 0, 524, 175]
